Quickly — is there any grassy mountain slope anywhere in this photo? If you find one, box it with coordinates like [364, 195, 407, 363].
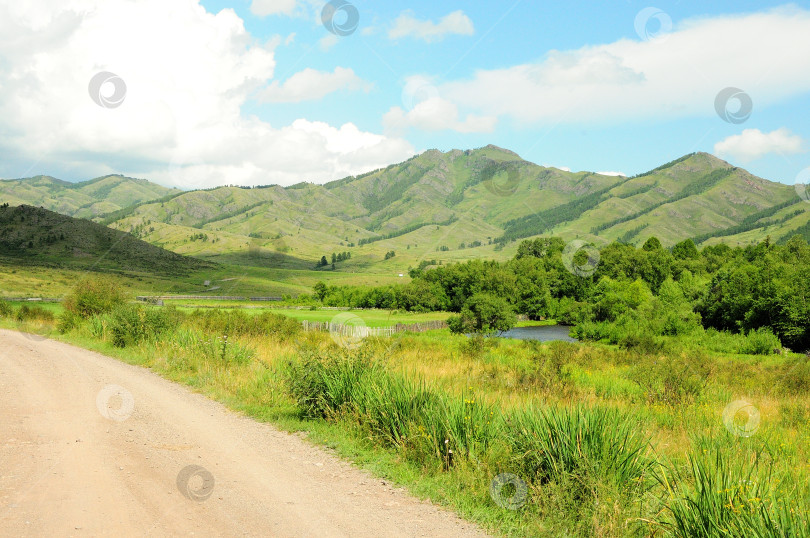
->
[96, 147, 804, 273]
[0, 204, 214, 275]
[0, 174, 178, 218]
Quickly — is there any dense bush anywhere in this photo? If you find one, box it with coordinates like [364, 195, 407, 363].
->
[107, 304, 178, 347]
[739, 327, 782, 355]
[63, 277, 126, 318]
[185, 309, 300, 340]
[14, 303, 54, 322]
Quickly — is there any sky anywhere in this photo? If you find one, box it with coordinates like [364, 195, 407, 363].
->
[1, 0, 809, 190]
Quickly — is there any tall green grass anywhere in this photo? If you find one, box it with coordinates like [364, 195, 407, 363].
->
[283, 347, 663, 532]
[658, 440, 810, 537]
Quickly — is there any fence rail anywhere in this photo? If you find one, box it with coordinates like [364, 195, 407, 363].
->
[1, 297, 61, 302]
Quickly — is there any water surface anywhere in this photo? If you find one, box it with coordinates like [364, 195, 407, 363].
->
[498, 325, 577, 342]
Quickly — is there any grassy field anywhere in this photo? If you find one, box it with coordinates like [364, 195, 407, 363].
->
[165, 304, 450, 327]
[241, 307, 449, 327]
[3, 298, 808, 537]
[0, 262, 405, 299]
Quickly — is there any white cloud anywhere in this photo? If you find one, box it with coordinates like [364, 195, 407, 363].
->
[259, 67, 370, 103]
[250, 0, 297, 17]
[388, 10, 474, 42]
[0, 0, 413, 188]
[441, 6, 810, 125]
[714, 128, 806, 162]
[383, 98, 496, 134]
[319, 33, 339, 51]
[597, 171, 627, 177]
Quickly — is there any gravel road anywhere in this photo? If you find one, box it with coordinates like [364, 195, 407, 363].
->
[0, 329, 490, 537]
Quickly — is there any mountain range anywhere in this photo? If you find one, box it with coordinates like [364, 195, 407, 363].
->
[2, 146, 809, 273]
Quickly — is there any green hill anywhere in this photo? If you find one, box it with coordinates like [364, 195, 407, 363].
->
[3, 147, 804, 276]
[91, 147, 804, 272]
[0, 204, 214, 275]
[0, 174, 179, 218]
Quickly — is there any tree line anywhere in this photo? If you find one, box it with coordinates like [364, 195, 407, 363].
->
[310, 235, 810, 351]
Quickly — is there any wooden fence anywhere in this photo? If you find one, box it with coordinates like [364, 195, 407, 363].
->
[1, 297, 61, 302]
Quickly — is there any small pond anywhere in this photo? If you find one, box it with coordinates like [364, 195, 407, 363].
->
[498, 324, 578, 342]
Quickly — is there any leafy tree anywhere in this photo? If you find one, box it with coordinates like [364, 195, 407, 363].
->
[672, 239, 699, 260]
[642, 236, 663, 251]
[448, 293, 516, 335]
[313, 281, 328, 302]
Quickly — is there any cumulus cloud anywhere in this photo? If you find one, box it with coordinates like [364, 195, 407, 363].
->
[597, 171, 627, 177]
[259, 67, 370, 103]
[250, 0, 297, 17]
[383, 98, 496, 134]
[0, 0, 413, 188]
[388, 10, 474, 42]
[714, 128, 806, 162]
[440, 6, 810, 125]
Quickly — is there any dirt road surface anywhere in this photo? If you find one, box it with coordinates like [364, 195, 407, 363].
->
[0, 329, 490, 537]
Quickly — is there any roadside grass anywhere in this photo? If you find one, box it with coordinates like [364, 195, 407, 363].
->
[1, 301, 809, 536]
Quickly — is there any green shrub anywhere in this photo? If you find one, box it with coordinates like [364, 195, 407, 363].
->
[628, 351, 712, 406]
[0, 300, 12, 318]
[57, 310, 83, 333]
[63, 277, 126, 318]
[520, 341, 576, 392]
[107, 304, 177, 347]
[459, 333, 487, 358]
[185, 309, 300, 339]
[14, 304, 54, 322]
[285, 347, 380, 419]
[739, 327, 781, 355]
[619, 333, 667, 354]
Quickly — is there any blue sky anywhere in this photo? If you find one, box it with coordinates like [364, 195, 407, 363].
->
[1, 0, 809, 187]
